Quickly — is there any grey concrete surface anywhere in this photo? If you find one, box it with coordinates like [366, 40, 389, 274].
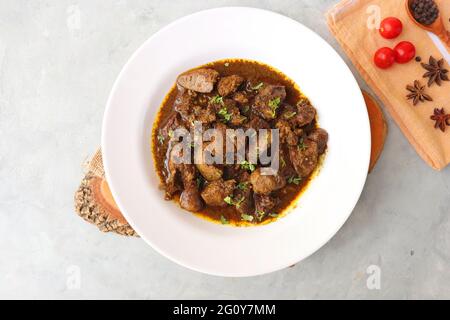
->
[0, 0, 449, 299]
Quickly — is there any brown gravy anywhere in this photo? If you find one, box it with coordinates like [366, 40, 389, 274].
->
[151, 59, 324, 226]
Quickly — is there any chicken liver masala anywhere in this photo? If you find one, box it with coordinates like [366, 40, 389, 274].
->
[152, 59, 328, 225]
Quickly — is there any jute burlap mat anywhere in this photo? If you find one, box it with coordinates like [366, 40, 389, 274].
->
[74, 91, 385, 237]
[74, 149, 138, 236]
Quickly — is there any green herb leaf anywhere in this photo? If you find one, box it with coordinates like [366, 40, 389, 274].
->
[298, 138, 307, 151]
[224, 196, 234, 206]
[288, 176, 302, 185]
[220, 215, 230, 224]
[280, 156, 286, 168]
[237, 182, 249, 190]
[241, 214, 254, 222]
[218, 107, 232, 122]
[268, 97, 281, 117]
[268, 97, 281, 108]
[240, 160, 256, 172]
[157, 134, 164, 145]
[297, 97, 310, 108]
[242, 105, 250, 113]
[256, 210, 266, 221]
[252, 82, 264, 90]
[235, 196, 245, 209]
[284, 111, 297, 119]
[196, 176, 204, 189]
[210, 95, 224, 105]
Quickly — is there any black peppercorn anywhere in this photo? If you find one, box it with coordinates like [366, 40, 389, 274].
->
[410, 0, 439, 26]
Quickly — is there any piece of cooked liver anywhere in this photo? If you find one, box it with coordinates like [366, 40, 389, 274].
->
[234, 172, 254, 215]
[196, 162, 223, 181]
[200, 179, 236, 207]
[253, 84, 286, 120]
[217, 75, 244, 97]
[250, 168, 286, 195]
[179, 165, 204, 212]
[177, 68, 219, 93]
[289, 139, 319, 178]
[290, 99, 316, 127]
[180, 186, 203, 212]
[308, 128, 328, 155]
[276, 119, 298, 146]
[233, 91, 249, 105]
[254, 193, 278, 214]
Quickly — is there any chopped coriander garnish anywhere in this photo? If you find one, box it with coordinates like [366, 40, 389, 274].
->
[268, 97, 281, 117]
[284, 111, 297, 119]
[288, 176, 302, 185]
[157, 134, 164, 145]
[256, 210, 266, 221]
[280, 156, 286, 168]
[252, 82, 264, 90]
[242, 105, 250, 113]
[240, 160, 256, 172]
[270, 108, 278, 118]
[298, 138, 307, 151]
[268, 97, 281, 108]
[196, 176, 204, 189]
[224, 196, 234, 206]
[218, 107, 232, 122]
[220, 215, 230, 224]
[241, 213, 254, 222]
[210, 95, 224, 105]
[297, 98, 309, 107]
[235, 196, 245, 208]
[237, 182, 249, 190]
[224, 194, 246, 208]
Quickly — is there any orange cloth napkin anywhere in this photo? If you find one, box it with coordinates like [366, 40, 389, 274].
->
[327, 0, 450, 170]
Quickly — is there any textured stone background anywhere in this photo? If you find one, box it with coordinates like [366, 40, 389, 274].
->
[0, 0, 449, 299]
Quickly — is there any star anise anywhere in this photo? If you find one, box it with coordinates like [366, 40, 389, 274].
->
[406, 80, 433, 105]
[430, 108, 450, 132]
[421, 56, 449, 87]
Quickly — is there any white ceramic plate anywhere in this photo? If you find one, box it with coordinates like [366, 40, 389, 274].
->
[102, 7, 370, 277]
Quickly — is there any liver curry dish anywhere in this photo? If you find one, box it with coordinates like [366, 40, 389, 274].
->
[152, 59, 328, 225]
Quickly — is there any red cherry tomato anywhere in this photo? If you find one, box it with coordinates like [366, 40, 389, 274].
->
[379, 17, 403, 39]
[374, 47, 396, 69]
[394, 41, 416, 64]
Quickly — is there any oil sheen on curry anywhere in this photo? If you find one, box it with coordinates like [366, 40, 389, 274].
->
[152, 59, 328, 226]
